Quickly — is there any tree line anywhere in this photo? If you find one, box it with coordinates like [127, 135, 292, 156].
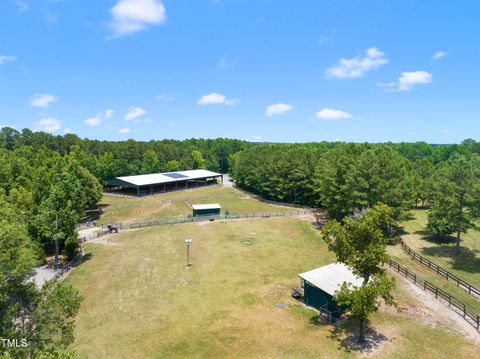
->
[0, 127, 252, 185]
[0, 145, 99, 357]
[230, 141, 480, 257]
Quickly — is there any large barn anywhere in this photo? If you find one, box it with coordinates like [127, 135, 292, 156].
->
[105, 169, 223, 196]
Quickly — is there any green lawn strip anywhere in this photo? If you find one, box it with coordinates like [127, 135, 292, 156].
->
[388, 244, 480, 313]
[98, 186, 297, 224]
[400, 209, 480, 288]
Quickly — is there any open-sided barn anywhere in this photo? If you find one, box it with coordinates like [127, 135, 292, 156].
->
[105, 169, 223, 196]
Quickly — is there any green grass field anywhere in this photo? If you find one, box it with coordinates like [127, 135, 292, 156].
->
[98, 186, 295, 224]
[67, 216, 479, 358]
[400, 209, 480, 288]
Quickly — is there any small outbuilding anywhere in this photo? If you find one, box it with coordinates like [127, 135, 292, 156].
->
[299, 262, 362, 313]
[191, 203, 221, 217]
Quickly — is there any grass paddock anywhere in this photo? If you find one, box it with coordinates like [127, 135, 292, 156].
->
[400, 209, 480, 288]
[98, 186, 295, 224]
[67, 216, 479, 358]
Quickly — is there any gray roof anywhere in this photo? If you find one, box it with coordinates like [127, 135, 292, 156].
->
[112, 170, 222, 187]
[299, 263, 363, 296]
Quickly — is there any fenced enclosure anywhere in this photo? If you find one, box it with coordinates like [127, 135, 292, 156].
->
[399, 239, 480, 298]
[387, 259, 480, 329]
[77, 209, 312, 242]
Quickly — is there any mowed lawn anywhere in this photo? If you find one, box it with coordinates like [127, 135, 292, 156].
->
[400, 209, 480, 288]
[98, 186, 295, 224]
[67, 217, 479, 358]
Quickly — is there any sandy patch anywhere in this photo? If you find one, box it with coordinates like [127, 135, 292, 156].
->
[387, 270, 480, 343]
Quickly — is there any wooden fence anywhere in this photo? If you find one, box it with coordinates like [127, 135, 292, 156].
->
[399, 239, 480, 298]
[78, 210, 312, 242]
[387, 259, 480, 329]
[50, 252, 83, 282]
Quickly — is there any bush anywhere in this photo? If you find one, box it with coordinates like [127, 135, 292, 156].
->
[64, 235, 79, 261]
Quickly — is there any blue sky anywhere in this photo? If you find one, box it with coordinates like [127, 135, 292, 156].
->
[0, 0, 479, 143]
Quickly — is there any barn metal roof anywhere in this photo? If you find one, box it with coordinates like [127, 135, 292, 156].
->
[114, 170, 222, 187]
[191, 203, 221, 210]
[299, 263, 363, 296]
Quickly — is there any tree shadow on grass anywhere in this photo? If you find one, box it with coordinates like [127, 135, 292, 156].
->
[79, 252, 93, 265]
[422, 245, 480, 274]
[414, 231, 457, 245]
[328, 318, 389, 354]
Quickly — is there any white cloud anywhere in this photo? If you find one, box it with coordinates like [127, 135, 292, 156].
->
[63, 128, 71, 134]
[432, 51, 447, 60]
[109, 0, 166, 38]
[265, 103, 293, 117]
[398, 71, 432, 91]
[218, 57, 239, 69]
[379, 71, 432, 92]
[155, 94, 175, 102]
[316, 108, 352, 120]
[118, 128, 131, 134]
[36, 118, 61, 133]
[197, 92, 239, 106]
[104, 109, 115, 119]
[29, 94, 58, 108]
[0, 55, 17, 64]
[12, 0, 30, 12]
[325, 47, 388, 79]
[124, 106, 146, 121]
[84, 116, 103, 127]
[443, 129, 451, 133]
[84, 109, 115, 127]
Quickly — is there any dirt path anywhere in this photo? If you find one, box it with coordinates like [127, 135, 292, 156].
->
[388, 270, 480, 343]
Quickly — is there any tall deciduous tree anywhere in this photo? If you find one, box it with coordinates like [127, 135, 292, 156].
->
[321, 203, 397, 342]
[427, 155, 480, 256]
[190, 150, 207, 169]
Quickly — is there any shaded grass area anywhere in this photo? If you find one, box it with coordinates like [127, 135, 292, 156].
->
[98, 186, 294, 224]
[67, 217, 479, 358]
[400, 210, 480, 288]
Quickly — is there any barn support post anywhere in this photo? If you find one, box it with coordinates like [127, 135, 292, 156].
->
[137, 187, 140, 197]
[151, 185, 153, 195]
[164, 183, 166, 192]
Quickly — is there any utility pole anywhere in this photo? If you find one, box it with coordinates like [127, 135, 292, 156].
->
[54, 212, 60, 270]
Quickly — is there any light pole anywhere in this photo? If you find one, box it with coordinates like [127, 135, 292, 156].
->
[184, 238, 192, 267]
